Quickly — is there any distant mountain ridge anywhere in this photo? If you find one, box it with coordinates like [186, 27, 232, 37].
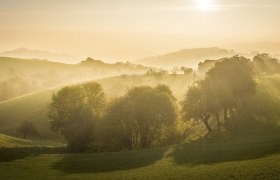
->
[0, 48, 78, 64]
[136, 47, 236, 69]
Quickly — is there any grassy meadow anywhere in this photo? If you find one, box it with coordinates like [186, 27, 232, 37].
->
[0, 132, 279, 179]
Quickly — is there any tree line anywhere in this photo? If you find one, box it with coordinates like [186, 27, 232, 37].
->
[47, 54, 280, 152]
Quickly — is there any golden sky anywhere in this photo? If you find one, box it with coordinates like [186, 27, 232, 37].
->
[0, 0, 280, 62]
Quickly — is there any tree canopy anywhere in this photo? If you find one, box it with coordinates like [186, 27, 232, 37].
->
[104, 85, 177, 150]
[48, 82, 105, 152]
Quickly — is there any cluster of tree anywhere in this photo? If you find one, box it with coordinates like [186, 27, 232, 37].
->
[145, 69, 168, 77]
[170, 67, 194, 75]
[48, 83, 181, 152]
[145, 67, 194, 77]
[181, 56, 256, 133]
[47, 55, 280, 152]
[252, 53, 280, 75]
[197, 54, 280, 77]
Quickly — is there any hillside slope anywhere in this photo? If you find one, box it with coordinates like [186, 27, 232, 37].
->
[1, 74, 280, 140]
[0, 74, 195, 139]
[0, 133, 62, 148]
[0, 48, 78, 64]
[136, 47, 235, 69]
[0, 57, 150, 101]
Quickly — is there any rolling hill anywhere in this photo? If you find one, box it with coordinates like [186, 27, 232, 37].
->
[0, 48, 78, 64]
[0, 57, 150, 101]
[1, 74, 280, 140]
[136, 47, 235, 69]
[0, 75, 280, 179]
[0, 74, 196, 139]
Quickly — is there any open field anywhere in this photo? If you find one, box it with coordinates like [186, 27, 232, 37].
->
[0, 132, 280, 179]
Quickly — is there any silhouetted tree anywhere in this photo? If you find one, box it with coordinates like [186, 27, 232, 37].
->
[104, 85, 177, 149]
[181, 82, 213, 133]
[48, 82, 105, 152]
[17, 121, 39, 139]
[171, 67, 180, 75]
[252, 53, 280, 75]
[206, 56, 256, 122]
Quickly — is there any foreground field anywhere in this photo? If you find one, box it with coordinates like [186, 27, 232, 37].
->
[0, 132, 279, 180]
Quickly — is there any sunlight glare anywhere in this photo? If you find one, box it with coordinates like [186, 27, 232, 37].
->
[196, 0, 212, 11]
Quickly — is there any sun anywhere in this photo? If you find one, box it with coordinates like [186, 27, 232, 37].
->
[196, 0, 212, 11]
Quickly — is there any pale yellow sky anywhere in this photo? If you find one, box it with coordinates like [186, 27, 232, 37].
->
[0, 0, 280, 62]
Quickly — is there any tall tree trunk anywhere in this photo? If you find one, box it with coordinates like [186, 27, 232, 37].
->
[202, 119, 212, 133]
[215, 113, 221, 133]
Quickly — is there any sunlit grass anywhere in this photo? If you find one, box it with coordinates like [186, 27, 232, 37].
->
[0, 133, 279, 179]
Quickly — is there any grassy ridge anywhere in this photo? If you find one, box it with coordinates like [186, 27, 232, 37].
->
[0, 133, 279, 179]
[0, 134, 63, 148]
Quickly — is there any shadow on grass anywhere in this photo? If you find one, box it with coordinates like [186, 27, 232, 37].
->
[0, 147, 66, 162]
[52, 147, 168, 173]
[170, 132, 280, 166]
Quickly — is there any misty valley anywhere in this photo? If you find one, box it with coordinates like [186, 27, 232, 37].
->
[1, 0, 280, 179]
[1, 52, 280, 179]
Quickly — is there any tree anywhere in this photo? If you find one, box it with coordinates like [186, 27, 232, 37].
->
[181, 82, 213, 133]
[171, 67, 180, 75]
[252, 53, 280, 75]
[183, 68, 194, 75]
[17, 121, 39, 139]
[182, 56, 256, 134]
[48, 82, 105, 152]
[206, 56, 256, 122]
[200, 79, 222, 132]
[104, 85, 177, 150]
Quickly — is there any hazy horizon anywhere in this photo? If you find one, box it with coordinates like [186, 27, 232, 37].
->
[1, 0, 280, 62]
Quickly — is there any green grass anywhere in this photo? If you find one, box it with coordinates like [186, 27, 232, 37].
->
[0, 88, 60, 139]
[0, 133, 279, 179]
[0, 134, 64, 149]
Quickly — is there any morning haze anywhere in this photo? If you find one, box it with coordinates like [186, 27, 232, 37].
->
[0, 1, 280, 179]
[0, 0, 280, 62]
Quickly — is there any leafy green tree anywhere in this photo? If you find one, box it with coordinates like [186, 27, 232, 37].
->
[206, 56, 256, 122]
[200, 80, 222, 132]
[182, 56, 256, 134]
[252, 53, 280, 75]
[181, 82, 213, 133]
[48, 82, 105, 152]
[104, 85, 177, 150]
